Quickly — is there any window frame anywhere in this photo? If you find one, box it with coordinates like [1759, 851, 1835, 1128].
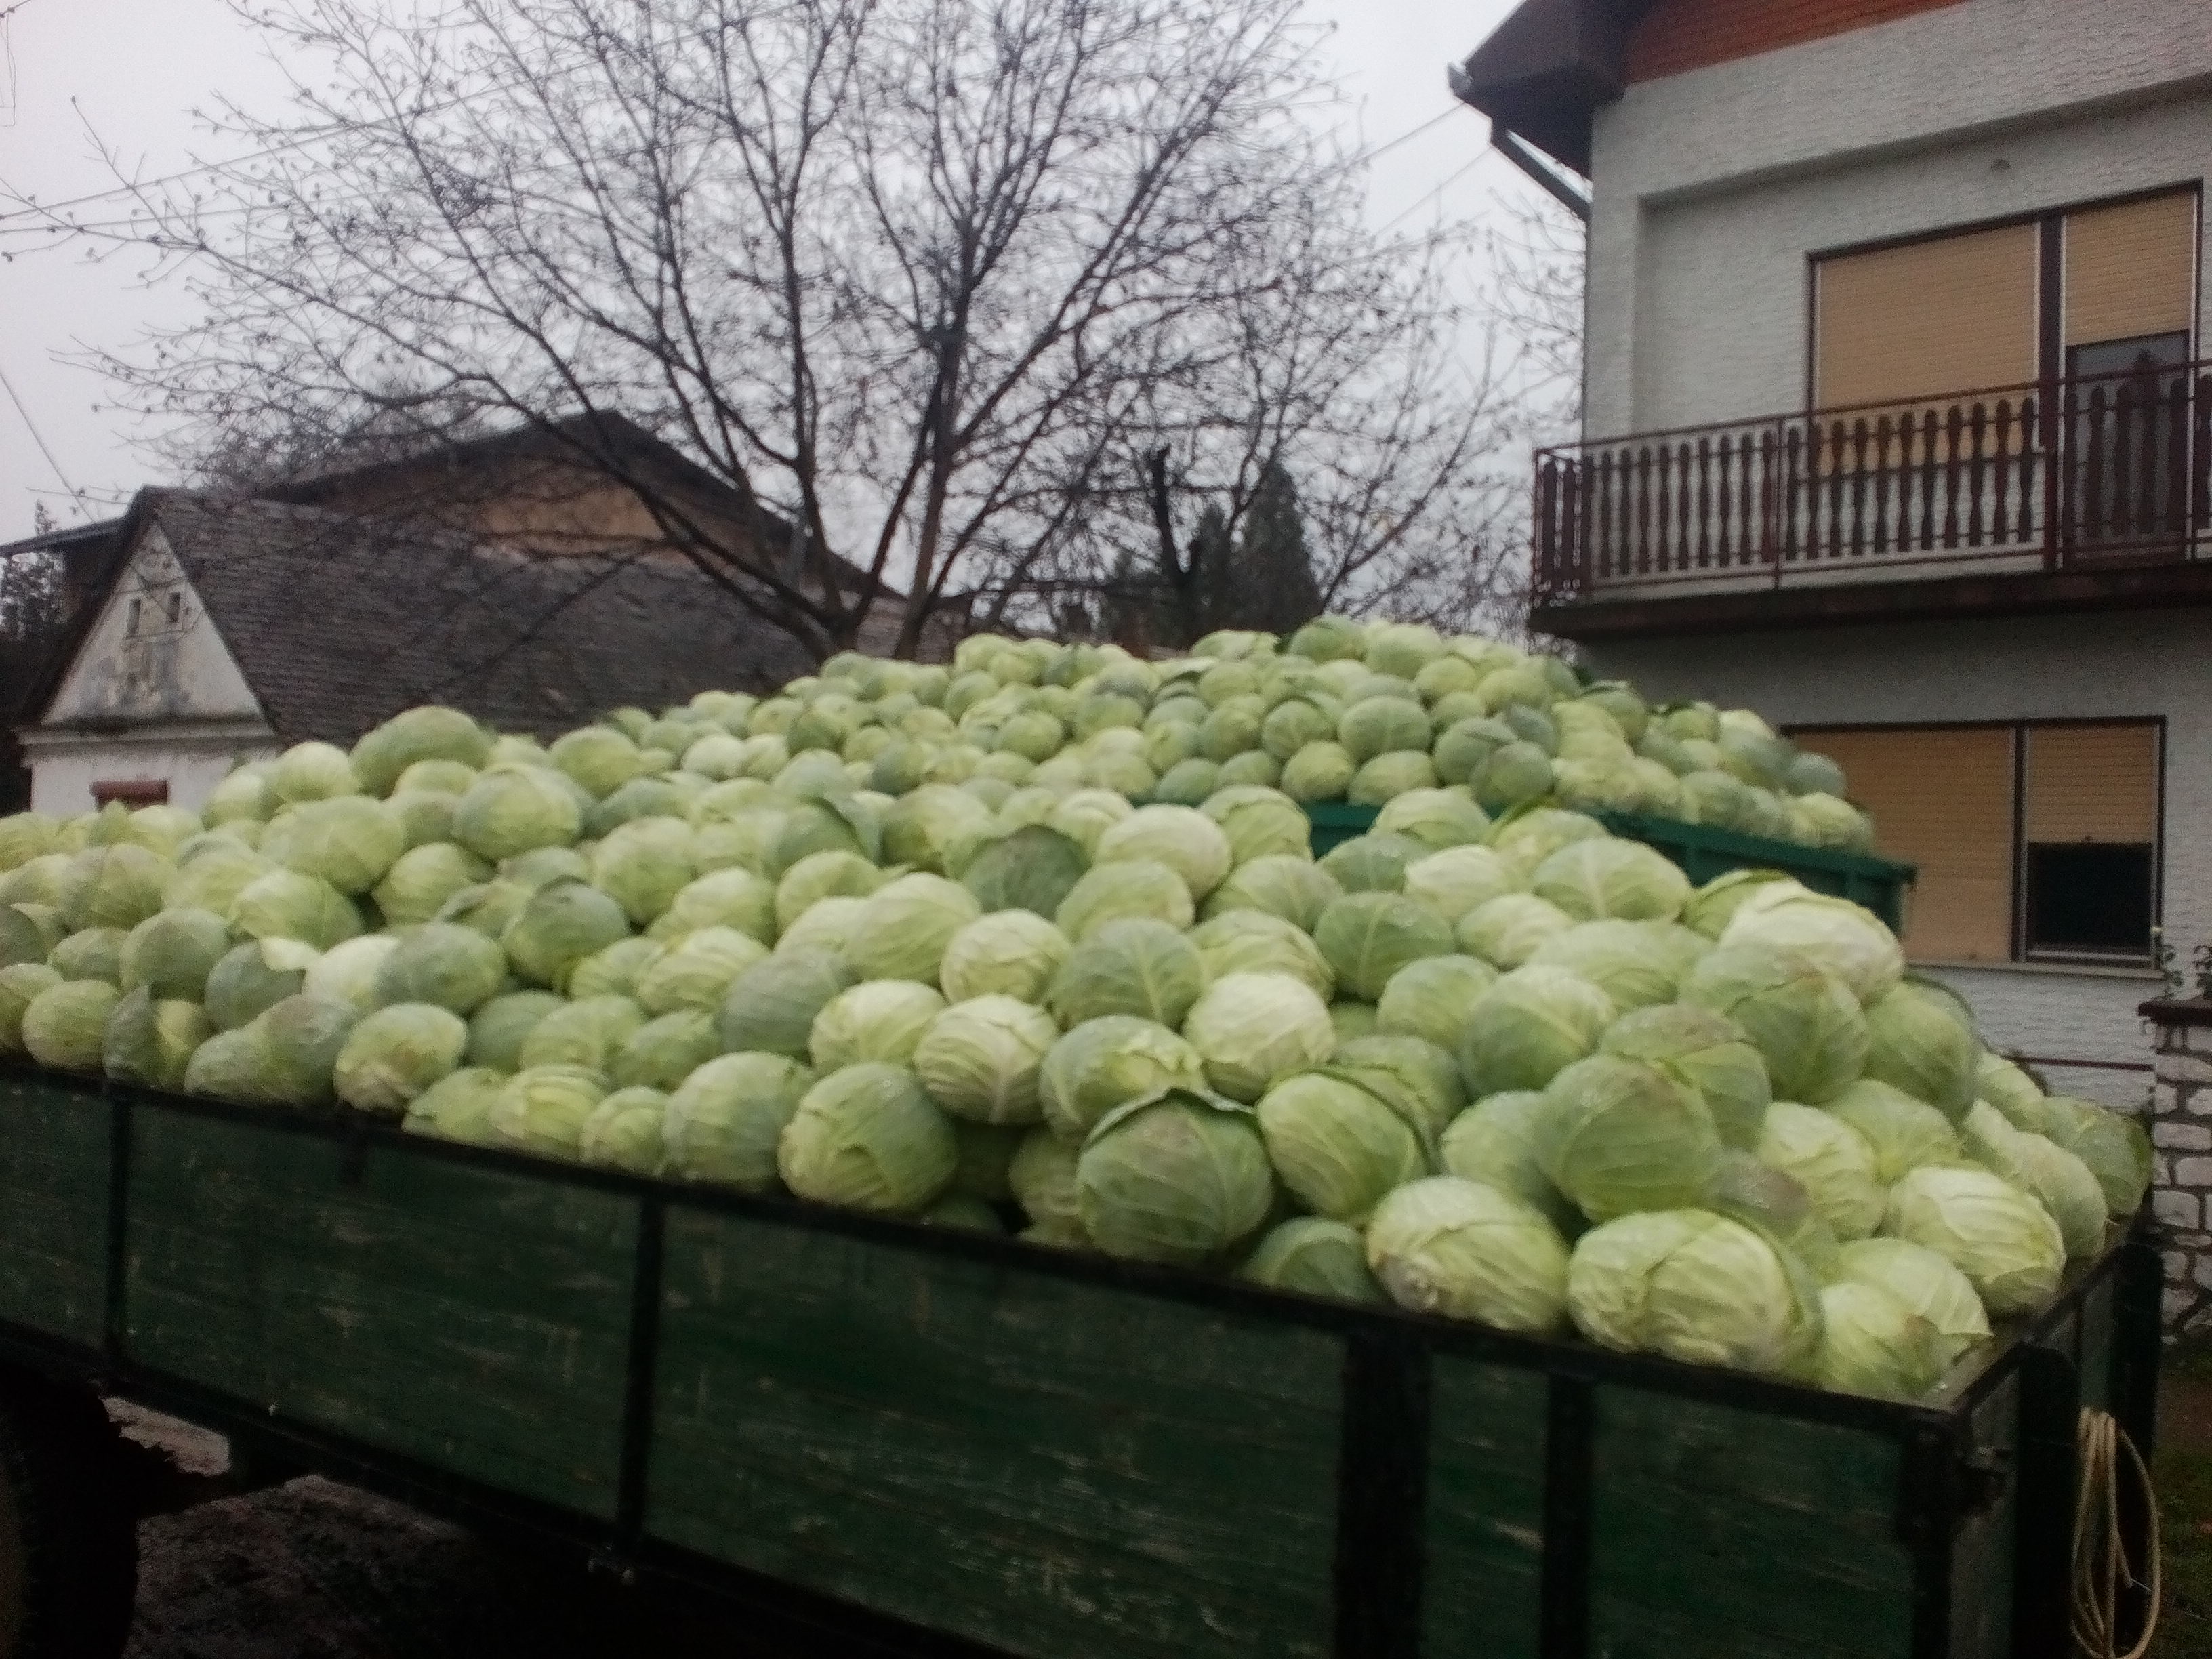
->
[1783, 716, 2165, 967]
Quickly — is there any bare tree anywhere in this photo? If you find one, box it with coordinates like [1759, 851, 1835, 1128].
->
[35, 0, 1527, 660]
[1485, 192, 1586, 444]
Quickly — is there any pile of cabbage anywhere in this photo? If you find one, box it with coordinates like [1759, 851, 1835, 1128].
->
[0, 621, 2148, 1403]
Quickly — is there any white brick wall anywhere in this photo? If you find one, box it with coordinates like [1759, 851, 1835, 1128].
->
[1584, 0, 2212, 439]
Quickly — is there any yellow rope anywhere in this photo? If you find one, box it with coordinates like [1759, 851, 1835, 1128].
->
[2071, 1407, 2160, 1659]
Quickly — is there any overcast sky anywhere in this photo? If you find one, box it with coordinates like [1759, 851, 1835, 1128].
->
[0, 0, 1527, 543]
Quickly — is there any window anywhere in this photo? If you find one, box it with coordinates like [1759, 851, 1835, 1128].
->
[126, 598, 142, 636]
[90, 780, 169, 807]
[1791, 721, 2160, 964]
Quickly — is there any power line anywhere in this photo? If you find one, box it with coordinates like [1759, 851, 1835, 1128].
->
[0, 0, 43, 23]
[0, 364, 88, 520]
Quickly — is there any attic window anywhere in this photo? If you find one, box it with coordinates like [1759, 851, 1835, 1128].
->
[91, 780, 169, 806]
[165, 592, 182, 626]
[127, 598, 142, 636]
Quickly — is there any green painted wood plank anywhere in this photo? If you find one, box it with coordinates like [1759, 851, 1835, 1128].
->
[1421, 1357, 1545, 1659]
[649, 1208, 1343, 1659]
[2077, 1275, 2115, 1414]
[1586, 1388, 1914, 1659]
[1949, 1373, 2018, 1659]
[0, 1077, 110, 1346]
[124, 1105, 636, 1517]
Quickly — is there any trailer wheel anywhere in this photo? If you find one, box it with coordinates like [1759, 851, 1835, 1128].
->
[0, 1374, 139, 1659]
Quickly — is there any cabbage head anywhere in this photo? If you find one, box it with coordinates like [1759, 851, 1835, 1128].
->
[939, 912, 1070, 1005]
[1239, 1218, 1384, 1304]
[1202, 787, 1312, 865]
[1374, 954, 1496, 1054]
[1834, 1237, 1991, 1368]
[591, 817, 695, 924]
[809, 979, 947, 1070]
[119, 907, 230, 1002]
[2042, 1100, 2154, 1216]
[912, 994, 1060, 1124]
[452, 765, 585, 862]
[64, 844, 172, 933]
[566, 937, 665, 1002]
[660, 868, 777, 943]
[253, 994, 361, 1107]
[1338, 695, 1433, 764]
[1183, 972, 1338, 1103]
[373, 923, 508, 1015]
[100, 987, 209, 1090]
[1256, 1072, 1427, 1223]
[1188, 911, 1332, 1000]
[1280, 741, 1356, 802]
[1814, 1281, 1948, 1399]
[1860, 979, 1980, 1123]
[779, 1061, 958, 1214]
[201, 939, 316, 1032]
[163, 843, 272, 918]
[1313, 893, 1454, 1002]
[49, 928, 123, 988]
[1530, 839, 1690, 923]
[1095, 806, 1233, 901]
[1010, 1126, 1085, 1242]
[1976, 1052, 2047, 1126]
[578, 1086, 670, 1175]
[1455, 894, 1575, 970]
[1365, 1176, 1570, 1333]
[2009, 1130, 2109, 1258]
[1374, 789, 1490, 853]
[1826, 1079, 1964, 1183]
[1597, 1004, 1772, 1149]
[1402, 846, 1521, 925]
[548, 726, 649, 798]
[1318, 833, 1421, 894]
[1719, 884, 1904, 1004]
[716, 950, 858, 1059]
[0, 963, 61, 1054]
[1883, 1165, 2064, 1316]
[278, 796, 407, 895]
[488, 1064, 608, 1159]
[1439, 1092, 1580, 1234]
[844, 874, 981, 984]
[1348, 752, 1439, 805]
[1076, 1088, 1274, 1266]
[1681, 941, 1866, 1103]
[1534, 1054, 1725, 1221]
[1201, 855, 1343, 933]
[1054, 859, 1194, 941]
[1039, 1016, 1208, 1143]
[1045, 788, 1133, 854]
[1324, 1033, 1463, 1141]
[229, 868, 363, 950]
[609, 1009, 719, 1090]
[333, 1003, 469, 1115]
[465, 989, 563, 1071]
[665, 1052, 816, 1189]
[272, 741, 359, 804]
[1567, 1209, 1821, 1376]
[1046, 918, 1205, 1029]
[373, 843, 493, 927]
[1458, 964, 1615, 1097]
[302, 935, 400, 1012]
[502, 878, 632, 989]
[957, 825, 1090, 922]
[774, 896, 866, 960]
[635, 926, 766, 1015]
[517, 994, 645, 1071]
[1526, 920, 1689, 1012]
[1755, 1102, 1884, 1240]
[401, 1067, 508, 1146]
[351, 708, 490, 794]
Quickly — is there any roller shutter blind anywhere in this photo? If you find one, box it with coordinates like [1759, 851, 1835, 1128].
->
[1792, 726, 2015, 962]
[1814, 223, 2040, 410]
[2064, 194, 2196, 350]
[2022, 724, 2158, 845]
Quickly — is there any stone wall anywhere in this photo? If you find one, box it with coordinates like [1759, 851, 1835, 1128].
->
[2144, 999, 2212, 1335]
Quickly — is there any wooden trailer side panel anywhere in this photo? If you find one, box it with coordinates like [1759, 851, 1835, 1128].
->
[1584, 1389, 1914, 1659]
[0, 1078, 108, 1348]
[648, 1207, 1345, 1659]
[1420, 1356, 1547, 1659]
[121, 1108, 637, 1517]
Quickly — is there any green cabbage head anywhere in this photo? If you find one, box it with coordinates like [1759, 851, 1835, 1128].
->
[1567, 1208, 1821, 1376]
[1076, 1088, 1273, 1266]
[1364, 1176, 1570, 1333]
[664, 1052, 816, 1189]
[1255, 1072, 1428, 1224]
[778, 1061, 958, 1214]
[1458, 964, 1615, 1097]
[1534, 1054, 1725, 1221]
[1182, 972, 1337, 1103]
[1882, 1164, 2064, 1316]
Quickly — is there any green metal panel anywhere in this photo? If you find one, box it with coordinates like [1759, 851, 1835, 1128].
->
[2077, 1273, 2116, 1414]
[1420, 1356, 1547, 1659]
[1304, 802, 1375, 858]
[0, 1076, 109, 1347]
[124, 1105, 637, 1517]
[1949, 1372, 2020, 1659]
[649, 1206, 1345, 1659]
[1585, 1387, 1914, 1659]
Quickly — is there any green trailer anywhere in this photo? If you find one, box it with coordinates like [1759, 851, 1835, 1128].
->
[0, 1064, 2158, 1659]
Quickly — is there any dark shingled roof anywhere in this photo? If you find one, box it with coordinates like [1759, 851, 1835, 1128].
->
[39, 489, 813, 745]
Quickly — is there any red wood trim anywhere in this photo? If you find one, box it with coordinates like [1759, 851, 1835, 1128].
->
[90, 780, 169, 806]
[1626, 0, 1969, 84]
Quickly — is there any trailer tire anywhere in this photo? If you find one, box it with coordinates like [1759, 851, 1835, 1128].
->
[0, 1374, 139, 1659]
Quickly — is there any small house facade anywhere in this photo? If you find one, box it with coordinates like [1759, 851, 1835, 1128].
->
[1457, 0, 2212, 1107]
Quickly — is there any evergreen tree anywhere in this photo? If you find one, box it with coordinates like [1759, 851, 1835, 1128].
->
[1220, 460, 1320, 635]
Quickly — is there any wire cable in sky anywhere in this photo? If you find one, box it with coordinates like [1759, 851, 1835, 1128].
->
[0, 363, 88, 520]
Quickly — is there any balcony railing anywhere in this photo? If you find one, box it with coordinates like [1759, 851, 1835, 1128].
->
[1532, 359, 2212, 608]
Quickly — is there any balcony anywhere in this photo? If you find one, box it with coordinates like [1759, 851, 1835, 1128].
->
[1531, 359, 2212, 638]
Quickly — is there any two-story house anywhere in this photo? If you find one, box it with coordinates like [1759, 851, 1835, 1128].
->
[1456, 0, 2210, 1109]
